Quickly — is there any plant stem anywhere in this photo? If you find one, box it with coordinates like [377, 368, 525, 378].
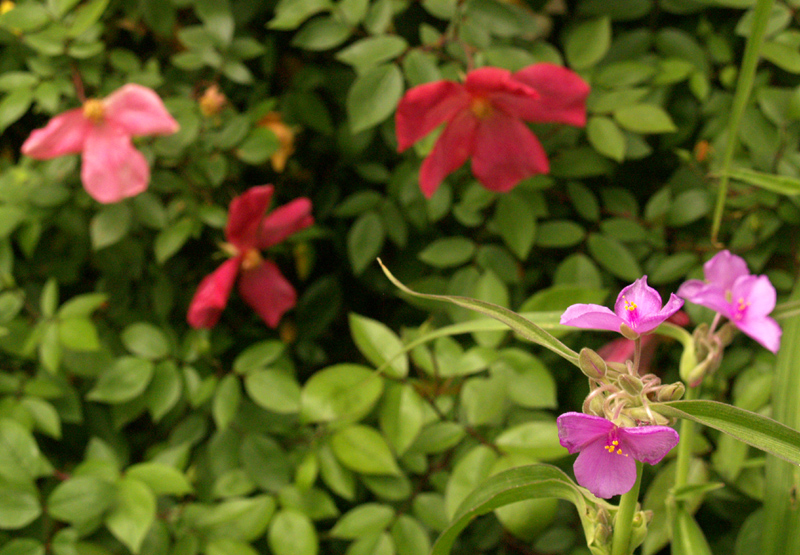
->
[710, 0, 775, 244]
[611, 462, 643, 555]
[673, 384, 699, 489]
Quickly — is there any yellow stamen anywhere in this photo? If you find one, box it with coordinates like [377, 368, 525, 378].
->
[623, 296, 637, 312]
[241, 248, 263, 271]
[82, 99, 105, 123]
[470, 97, 493, 119]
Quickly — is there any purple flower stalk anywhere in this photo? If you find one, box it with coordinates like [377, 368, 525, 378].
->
[557, 412, 679, 498]
[560, 276, 684, 336]
[677, 250, 781, 353]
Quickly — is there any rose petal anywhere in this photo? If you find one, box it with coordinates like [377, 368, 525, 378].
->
[418, 109, 478, 197]
[560, 304, 624, 332]
[470, 111, 548, 192]
[703, 250, 749, 291]
[464, 67, 540, 116]
[395, 80, 470, 151]
[187, 257, 241, 328]
[238, 259, 297, 328]
[21, 108, 92, 159]
[103, 84, 179, 136]
[257, 197, 314, 249]
[557, 412, 614, 453]
[619, 425, 680, 465]
[226, 185, 274, 249]
[511, 63, 590, 126]
[81, 125, 150, 203]
[573, 436, 637, 498]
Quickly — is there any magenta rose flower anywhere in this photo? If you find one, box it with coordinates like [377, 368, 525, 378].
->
[395, 63, 589, 198]
[560, 276, 684, 336]
[557, 412, 679, 498]
[21, 84, 179, 203]
[187, 185, 313, 329]
[677, 250, 781, 353]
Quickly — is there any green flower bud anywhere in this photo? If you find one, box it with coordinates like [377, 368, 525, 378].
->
[579, 347, 607, 379]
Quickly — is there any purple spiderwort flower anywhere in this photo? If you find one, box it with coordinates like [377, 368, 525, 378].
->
[677, 250, 781, 353]
[560, 276, 684, 336]
[557, 412, 679, 499]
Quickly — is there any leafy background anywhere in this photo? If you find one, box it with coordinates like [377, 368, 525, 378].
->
[0, 0, 798, 555]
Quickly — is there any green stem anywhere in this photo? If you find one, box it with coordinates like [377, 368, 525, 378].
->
[673, 385, 699, 489]
[611, 462, 643, 555]
[710, 0, 775, 244]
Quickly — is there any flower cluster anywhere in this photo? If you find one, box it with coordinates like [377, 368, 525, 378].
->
[22, 84, 179, 204]
[187, 185, 313, 329]
[395, 63, 589, 197]
[557, 253, 781, 498]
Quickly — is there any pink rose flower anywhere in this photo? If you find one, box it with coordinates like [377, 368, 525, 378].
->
[560, 277, 684, 337]
[187, 185, 313, 329]
[677, 250, 781, 353]
[395, 63, 589, 197]
[21, 84, 179, 203]
[557, 412, 679, 498]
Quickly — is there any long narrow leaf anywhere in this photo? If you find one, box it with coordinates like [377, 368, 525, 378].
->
[431, 465, 603, 555]
[727, 167, 800, 195]
[378, 259, 580, 366]
[653, 400, 800, 465]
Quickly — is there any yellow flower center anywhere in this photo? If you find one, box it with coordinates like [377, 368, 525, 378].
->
[623, 296, 637, 312]
[0, 1, 15, 15]
[241, 248, 263, 271]
[734, 297, 750, 321]
[470, 97, 493, 119]
[82, 99, 105, 123]
[604, 439, 628, 457]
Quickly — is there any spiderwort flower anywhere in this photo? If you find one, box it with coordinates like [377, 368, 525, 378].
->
[677, 250, 781, 353]
[557, 412, 679, 498]
[395, 63, 589, 198]
[560, 277, 684, 336]
[21, 84, 179, 204]
[187, 185, 313, 329]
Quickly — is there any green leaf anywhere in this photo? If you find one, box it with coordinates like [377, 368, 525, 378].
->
[268, 0, 332, 30]
[212, 374, 241, 429]
[653, 400, 800, 465]
[378, 260, 579, 366]
[300, 364, 383, 423]
[494, 422, 566, 461]
[494, 193, 536, 260]
[727, 167, 800, 195]
[347, 211, 385, 274]
[0, 419, 50, 482]
[0, 479, 41, 529]
[535, 220, 586, 248]
[330, 504, 395, 539]
[244, 369, 301, 414]
[349, 313, 408, 378]
[195, 0, 234, 45]
[20, 397, 61, 439]
[587, 116, 626, 162]
[240, 435, 292, 492]
[431, 465, 596, 555]
[672, 508, 713, 555]
[233, 340, 285, 374]
[761, 41, 800, 73]
[67, 0, 109, 37]
[347, 63, 404, 133]
[105, 477, 157, 554]
[330, 425, 401, 475]
[48, 476, 116, 524]
[291, 16, 351, 50]
[121, 323, 170, 360]
[379, 383, 425, 456]
[126, 463, 192, 496]
[206, 539, 259, 555]
[586, 233, 642, 281]
[565, 17, 611, 70]
[336, 36, 408, 71]
[145, 361, 183, 422]
[90, 204, 131, 250]
[268, 510, 318, 555]
[58, 318, 100, 351]
[86, 357, 155, 404]
[235, 127, 280, 164]
[0, 539, 44, 555]
[57, 293, 108, 318]
[418, 237, 476, 268]
[154, 217, 194, 264]
[614, 104, 677, 134]
[0, 88, 33, 133]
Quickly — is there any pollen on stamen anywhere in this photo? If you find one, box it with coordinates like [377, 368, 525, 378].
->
[83, 99, 105, 123]
[470, 98, 493, 119]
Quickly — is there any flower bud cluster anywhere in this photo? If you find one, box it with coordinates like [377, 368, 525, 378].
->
[578, 347, 685, 427]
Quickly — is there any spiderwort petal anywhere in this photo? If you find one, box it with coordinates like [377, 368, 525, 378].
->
[560, 276, 683, 336]
[677, 250, 781, 353]
[557, 412, 679, 498]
